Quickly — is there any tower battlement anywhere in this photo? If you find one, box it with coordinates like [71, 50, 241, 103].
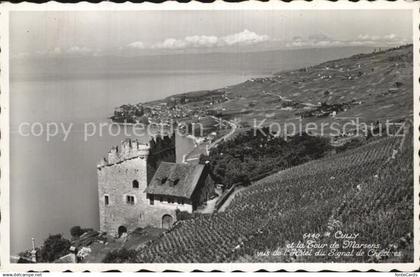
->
[98, 139, 150, 168]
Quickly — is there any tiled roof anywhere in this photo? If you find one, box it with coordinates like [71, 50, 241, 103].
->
[145, 162, 206, 199]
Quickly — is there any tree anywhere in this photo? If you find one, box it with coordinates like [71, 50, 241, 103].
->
[204, 129, 333, 189]
[70, 226, 83, 238]
[39, 234, 71, 262]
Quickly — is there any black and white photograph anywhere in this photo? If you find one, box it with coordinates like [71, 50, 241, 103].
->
[0, 1, 418, 272]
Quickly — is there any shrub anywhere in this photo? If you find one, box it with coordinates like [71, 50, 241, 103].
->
[102, 248, 138, 263]
[70, 226, 83, 238]
[176, 209, 193, 221]
[39, 234, 71, 262]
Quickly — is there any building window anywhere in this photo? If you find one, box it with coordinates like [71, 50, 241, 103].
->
[132, 180, 139, 189]
[161, 177, 168, 184]
[126, 195, 135, 205]
[104, 195, 109, 206]
[150, 195, 154, 205]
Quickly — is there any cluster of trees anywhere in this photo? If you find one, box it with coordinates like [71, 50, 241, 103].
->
[18, 225, 95, 263]
[18, 234, 71, 263]
[70, 226, 95, 239]
[200, 127, 332, 188]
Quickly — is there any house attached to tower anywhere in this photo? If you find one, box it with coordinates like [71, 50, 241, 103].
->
[97, 135, 215, 237]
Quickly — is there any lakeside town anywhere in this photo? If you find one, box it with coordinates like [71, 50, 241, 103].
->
[110, 89, 233, 158]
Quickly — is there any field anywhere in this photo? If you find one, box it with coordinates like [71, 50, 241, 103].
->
[123, 122, 413, 263]
[213, 45, 412, 129]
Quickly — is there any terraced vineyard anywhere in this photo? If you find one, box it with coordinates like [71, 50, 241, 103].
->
[131, 127, 412, 263]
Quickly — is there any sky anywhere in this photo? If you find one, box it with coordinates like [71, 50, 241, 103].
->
[10, 10, 413, 58]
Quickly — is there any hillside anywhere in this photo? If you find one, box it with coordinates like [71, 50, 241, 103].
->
[155, 45, 411, 135]
[215, 45, 412, 127]
[110, 45, 412, 141]
[102, 121, 412, 263]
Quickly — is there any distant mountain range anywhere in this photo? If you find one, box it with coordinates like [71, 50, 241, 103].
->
[11, 46, 380, 81]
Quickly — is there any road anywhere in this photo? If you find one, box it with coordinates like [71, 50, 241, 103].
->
[207, 116, 238, 151]
[183, 116, 237, 164]
[217, 186, 248, 212]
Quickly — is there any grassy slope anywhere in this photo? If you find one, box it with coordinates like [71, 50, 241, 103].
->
[211, 45, 413, 129]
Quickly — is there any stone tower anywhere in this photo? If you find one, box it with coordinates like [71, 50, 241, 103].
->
[97, 135, 176, 237]
[97, 139, 150, 236]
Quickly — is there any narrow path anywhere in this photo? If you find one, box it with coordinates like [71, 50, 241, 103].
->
[196, 197, 219, 214]
[217, 186, 248, 212]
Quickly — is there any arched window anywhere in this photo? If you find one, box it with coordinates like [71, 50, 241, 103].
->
[132, 180, 139, 189]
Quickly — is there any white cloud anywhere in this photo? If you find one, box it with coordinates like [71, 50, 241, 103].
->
[357, 34, 381, 41]
[67, 46, 93, 54]
[153, 38, 188, 49]
[308, 33, 331, 42]
[127, 29, 270, 50]
[152, 36, 219, 50]
[286, 33, 342, 48]
[221, 29, 269, 46]
[127, 41, 145, 49]
[185, 35, 219, 48]
[286, 33, 409, 49]
[53, 47, 62, 54]
[384, 33, 396, 40]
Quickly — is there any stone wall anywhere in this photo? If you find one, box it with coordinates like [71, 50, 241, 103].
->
[98, 139, 150, 167]
[143, 206, 177, 229]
